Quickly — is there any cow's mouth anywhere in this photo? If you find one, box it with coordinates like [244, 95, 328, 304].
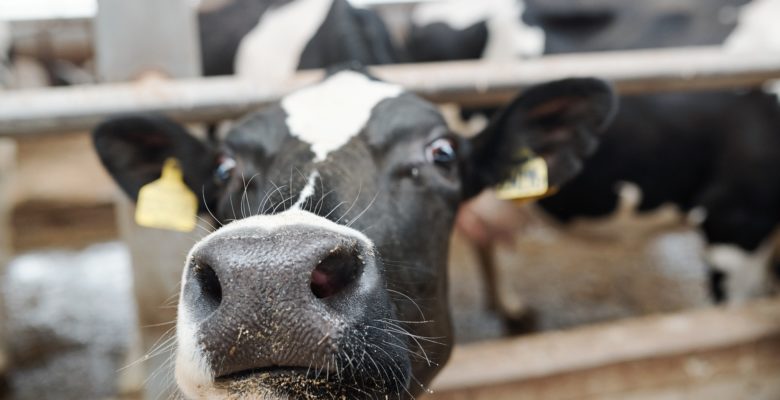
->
[214, 366, 399, 399]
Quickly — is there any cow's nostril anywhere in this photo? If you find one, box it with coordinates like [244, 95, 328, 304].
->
[311, 248, 363, 299]
[192, 260, 223, 312]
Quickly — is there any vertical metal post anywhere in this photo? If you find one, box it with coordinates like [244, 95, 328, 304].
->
[95, 1, 202, 398]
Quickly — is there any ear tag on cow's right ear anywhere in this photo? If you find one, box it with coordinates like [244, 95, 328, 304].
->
[495, 151, 551, 204]
[135, 158, 198, 232]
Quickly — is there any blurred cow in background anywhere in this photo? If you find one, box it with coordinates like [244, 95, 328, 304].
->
[198, 0, 400, 79]
[0, 19, 82, 90]
[406, 0, 780, 306]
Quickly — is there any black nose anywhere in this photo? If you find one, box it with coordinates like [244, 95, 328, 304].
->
[179, 224, 380, 378]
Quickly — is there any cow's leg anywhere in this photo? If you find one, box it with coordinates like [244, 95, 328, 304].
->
[476, 243, 538, 333]
[456, 194, 536, 333]
[696, 180, 780, 304]
[0, 138, 17, 394]
[702, 237, 778, 304]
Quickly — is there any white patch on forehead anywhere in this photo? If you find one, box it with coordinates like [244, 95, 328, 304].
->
[235, 0, 334, 83]
[705, 243, 773, 304]
[723, 0, 780, 101]
[412, 0, 544, 59]
[291, 170, 320, 210]
[282, 70, 403, 161]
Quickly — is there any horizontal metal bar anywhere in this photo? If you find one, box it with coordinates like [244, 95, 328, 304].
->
[1, 47, 779, 137]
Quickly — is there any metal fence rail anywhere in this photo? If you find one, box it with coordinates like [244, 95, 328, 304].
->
[1, 47, 779, 137]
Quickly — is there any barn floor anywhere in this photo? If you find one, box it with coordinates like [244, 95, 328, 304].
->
[0, 202, 719, 399]
[1, 243, 138, 400]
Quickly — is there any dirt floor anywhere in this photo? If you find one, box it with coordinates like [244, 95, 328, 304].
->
[1, 243, 137, 400]
[447, 186, 713, 339]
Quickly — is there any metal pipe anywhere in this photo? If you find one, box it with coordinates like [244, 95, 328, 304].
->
[1, 47, 779, 137]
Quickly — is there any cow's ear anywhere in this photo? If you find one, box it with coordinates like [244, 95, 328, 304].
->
[462, 78, 617, 199]
[92, 114, 216, 204]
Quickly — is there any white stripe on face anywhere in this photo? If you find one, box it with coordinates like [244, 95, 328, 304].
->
[291, 170, 320, 210]
[282, 70, 403, 162]
[235, 0, 334, 83]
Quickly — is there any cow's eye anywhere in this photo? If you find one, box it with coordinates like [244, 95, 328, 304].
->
[425, 137, 458, 167]
[214, 155, 236, 184]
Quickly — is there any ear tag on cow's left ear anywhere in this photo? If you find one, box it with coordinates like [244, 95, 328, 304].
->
[495, 149, 552, 204]
[135, 158, 198, 232]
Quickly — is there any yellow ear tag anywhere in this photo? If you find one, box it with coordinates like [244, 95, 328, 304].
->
[134, 158, 198, 232]
[495, 153, 552, 204]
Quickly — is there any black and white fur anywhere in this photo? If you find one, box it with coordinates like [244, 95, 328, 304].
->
[93, 68, 616, 399]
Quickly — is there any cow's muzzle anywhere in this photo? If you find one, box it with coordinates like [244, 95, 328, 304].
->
[175, 214, 411, 399]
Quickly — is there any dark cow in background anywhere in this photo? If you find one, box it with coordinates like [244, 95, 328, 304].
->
[407, 0, 780, 304]
[93, 69, 616, 398]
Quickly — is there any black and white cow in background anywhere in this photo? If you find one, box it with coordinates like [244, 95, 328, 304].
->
[198, 0, 401, 79]
[407, 0, 780, 304]
[93, 68, 616, 398]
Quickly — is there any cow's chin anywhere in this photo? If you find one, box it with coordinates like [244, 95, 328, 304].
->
[217, 368, 399, 399]
[175, 351, 410, 400]
[177, 366, 406, 400]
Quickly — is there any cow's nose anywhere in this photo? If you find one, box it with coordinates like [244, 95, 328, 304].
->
[185, 237, 363, 316]
[179, 225, 380, 378]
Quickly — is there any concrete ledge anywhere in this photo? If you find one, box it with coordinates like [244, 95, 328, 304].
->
[428, 298, 780, 399]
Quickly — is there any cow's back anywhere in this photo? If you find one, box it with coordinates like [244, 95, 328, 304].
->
[525, 0, 749, 53]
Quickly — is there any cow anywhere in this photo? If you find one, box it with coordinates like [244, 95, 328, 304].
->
[198, 0, 400, 80]
[92, 67, 616, 398]
[406, 0, 780, 304]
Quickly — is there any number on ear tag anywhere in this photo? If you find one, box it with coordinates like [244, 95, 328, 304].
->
[495, 156, 551, 203]
[135, 158, 198, 232]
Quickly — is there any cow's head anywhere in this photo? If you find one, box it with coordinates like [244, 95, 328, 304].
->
[93, 69, 616, 399]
